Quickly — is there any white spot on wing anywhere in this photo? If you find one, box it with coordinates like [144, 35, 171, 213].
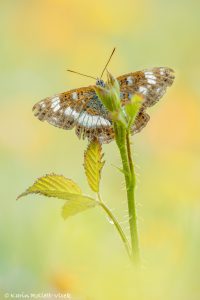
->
[77, 113, 110, 128]
[87, 115, 93, 128]
[40, 101, 46, 109]
[145, 74, 156, 80]
[147, 79, 156, 84]
[64, 107, 79, 122]
[71, 109, 79, 120]
[92, 116, 99, 127]
[100, 117, 110, 127]
[64, 107, 73, 116]
[97, 118, 101, 127]
[127, 76, 133, 85]
[82, 114, 89, 127]
[72, 92, 78, 100]
[51, 96, 60, 108]
[77, 112, 86, 125]
[53, 104, 61, 112]
[138, 86, 148, 95]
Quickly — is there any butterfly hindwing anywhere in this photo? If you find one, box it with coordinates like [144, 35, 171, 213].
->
[131, 109, 150, 134]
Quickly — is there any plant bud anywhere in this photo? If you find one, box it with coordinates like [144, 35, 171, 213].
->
[106, 71, 120, 95]
[94, 73, 121, 112]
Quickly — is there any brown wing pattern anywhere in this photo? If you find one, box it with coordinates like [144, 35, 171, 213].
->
[33, 86, 114, 143]
[118, 67, 175, 134]
[117, 67, 175, 107]
[33, 67, 175, 143]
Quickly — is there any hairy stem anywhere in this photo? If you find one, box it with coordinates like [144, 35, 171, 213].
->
[125, 132, 139, 263]
[97, 193, 132, 259]
[114, 123, 140, 263]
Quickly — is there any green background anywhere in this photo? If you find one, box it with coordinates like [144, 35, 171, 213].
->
[0, 0, 200, 299]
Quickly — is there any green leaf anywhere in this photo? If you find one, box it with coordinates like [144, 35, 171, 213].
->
[84, 139, 105, 193]
[17, 173, 81, 199]
[17, 174, 99, 219]
[125, 94, 143, 127]
[62, 195, 98, 219]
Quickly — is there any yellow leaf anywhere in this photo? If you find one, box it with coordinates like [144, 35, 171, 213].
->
[17, 173, 81, 199]
[17, 174, 98, 219]
[62, 195, 97, 219]
[84, 139, 105, 193]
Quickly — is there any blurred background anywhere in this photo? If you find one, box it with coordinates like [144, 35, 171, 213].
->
[0, 0, 200, 299]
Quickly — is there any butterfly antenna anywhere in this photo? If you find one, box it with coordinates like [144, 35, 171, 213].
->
[67, 69, 97, 80]
[100, 47, 116, 79]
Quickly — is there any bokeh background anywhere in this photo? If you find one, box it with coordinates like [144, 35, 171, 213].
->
[0, 0, 200, 299]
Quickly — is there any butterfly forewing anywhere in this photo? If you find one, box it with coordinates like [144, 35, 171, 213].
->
[33, 67, 175, 143]
[117, 67, 175, 107]
[33, 86, 114, 143]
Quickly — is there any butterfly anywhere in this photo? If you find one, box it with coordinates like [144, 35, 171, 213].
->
[33, 49, 175, 144]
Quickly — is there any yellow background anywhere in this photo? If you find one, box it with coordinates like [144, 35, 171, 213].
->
[0, 0, 200, 299]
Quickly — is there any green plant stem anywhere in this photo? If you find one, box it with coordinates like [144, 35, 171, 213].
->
[114, 123, 140, 263]
[97, 193, 132, 259]
[126, 132, 140, 263]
